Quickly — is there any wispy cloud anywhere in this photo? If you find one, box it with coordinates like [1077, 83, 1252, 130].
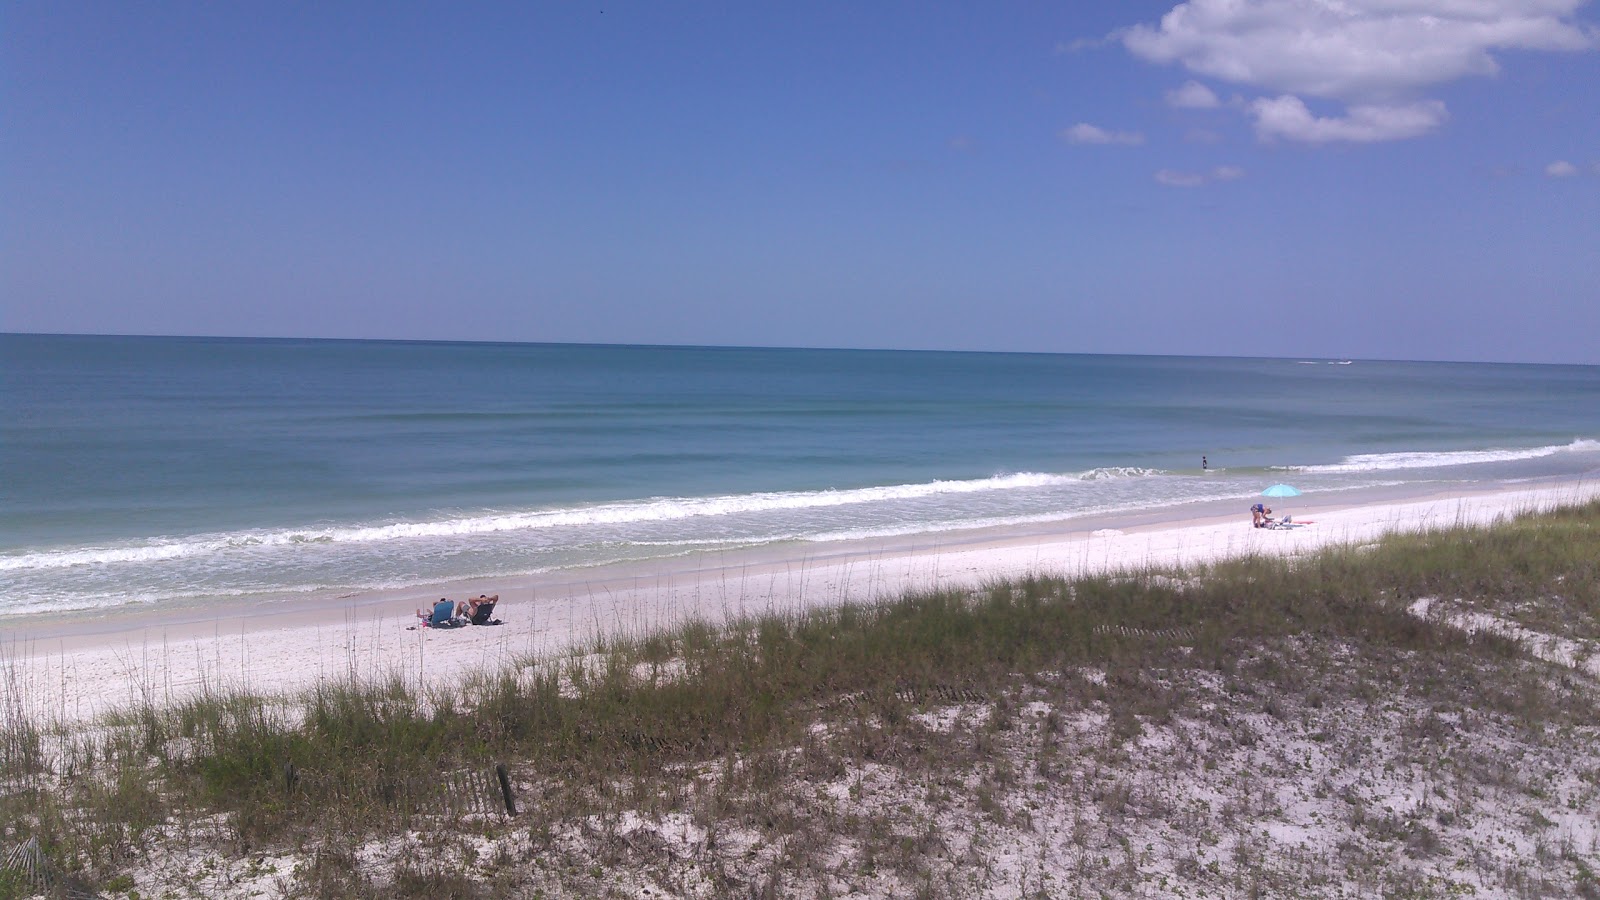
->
[1545, 160, 1580, 177]
[1155, 165, 1246, 187]
[1166, 80, 1220, 109]
[1061, 123, 1145, 146]
[1122, 0, 1597, 144]
[1055, 36, 1109, 54]
[1251, 96, 1448, 144]
[1155, 169, 1207, 187]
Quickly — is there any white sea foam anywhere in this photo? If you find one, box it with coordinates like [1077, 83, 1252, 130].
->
[1284, 439, 1599, 474]
[0, 468, 1167, 573]
[795, 480, 1389, 544]
[1078, 467, 1164, 480]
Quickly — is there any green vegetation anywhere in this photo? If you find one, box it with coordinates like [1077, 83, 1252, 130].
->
[4, 500, 1599, 898]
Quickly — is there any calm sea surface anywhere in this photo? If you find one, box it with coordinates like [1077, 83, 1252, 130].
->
[3, 334, 1598, 616]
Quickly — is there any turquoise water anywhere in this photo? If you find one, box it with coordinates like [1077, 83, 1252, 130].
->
[3, 334, 1598, 615]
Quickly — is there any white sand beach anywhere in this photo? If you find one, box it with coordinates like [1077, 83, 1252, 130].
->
[5, 478, 1597, 723]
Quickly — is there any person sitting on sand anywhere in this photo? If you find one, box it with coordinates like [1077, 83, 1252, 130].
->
[460, 594, 489, 622]
[466, 593, 500, 625]
[416, 598, 461, 628]
[414, 594, 503, 629]
[1251, 503, 1273, 528]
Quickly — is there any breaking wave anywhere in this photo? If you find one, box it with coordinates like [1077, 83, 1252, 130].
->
[1, 467, 1169, 573]
[1286, 439, 1599, 475]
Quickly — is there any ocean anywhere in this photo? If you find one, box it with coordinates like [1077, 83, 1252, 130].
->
[3, 333, 1598, 617]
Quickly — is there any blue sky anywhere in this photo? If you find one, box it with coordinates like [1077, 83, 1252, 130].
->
[4, 1, 1597, 363]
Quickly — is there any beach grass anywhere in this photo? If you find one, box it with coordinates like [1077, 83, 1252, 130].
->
[3, 499, 1599, 897]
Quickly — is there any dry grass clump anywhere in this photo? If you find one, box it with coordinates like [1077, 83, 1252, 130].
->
[3, 499, 1599, 897]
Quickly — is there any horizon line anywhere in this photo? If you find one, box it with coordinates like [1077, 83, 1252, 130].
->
[2, 329, 1590, 368]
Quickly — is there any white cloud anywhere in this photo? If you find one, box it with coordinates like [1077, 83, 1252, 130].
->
[1062, 123, 1145, 145]
[1124, 0, 1593, 100]
[1251, 95, 1449, 142]
[1121, 0, 1596, 143]
[1155, 165, 1247, 186]
[1545, 160, 1580, 176]
[1167, 80, 1222, 108]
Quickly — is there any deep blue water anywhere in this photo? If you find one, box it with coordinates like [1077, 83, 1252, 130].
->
[3, 334, 1598, 615]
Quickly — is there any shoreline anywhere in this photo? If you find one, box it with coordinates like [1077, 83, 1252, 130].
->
[5, 476, 1597, 722]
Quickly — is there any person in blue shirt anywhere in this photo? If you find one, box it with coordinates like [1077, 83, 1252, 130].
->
[1251, 503, 1273, 527]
